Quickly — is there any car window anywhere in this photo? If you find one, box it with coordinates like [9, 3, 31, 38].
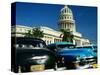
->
[15, 44, 36, 48]
[57, 44, 75, 49]
[15, 40, 46, 49]
[15, 44, 46, 48]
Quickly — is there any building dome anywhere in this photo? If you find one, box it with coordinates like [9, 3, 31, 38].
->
[58, 5, 76, 32]
[61, 6, 72, 14]
[60, 5, 73, 20]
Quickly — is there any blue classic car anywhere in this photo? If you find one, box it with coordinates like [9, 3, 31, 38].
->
[47, 42, 97, 69]
[57, 47, 96, 69]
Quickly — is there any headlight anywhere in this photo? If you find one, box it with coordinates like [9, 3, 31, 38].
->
[76, 56, 80, 62]
[61, 57, 64, 63]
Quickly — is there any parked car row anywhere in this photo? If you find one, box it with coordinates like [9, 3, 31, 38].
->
[11, 37, 97, 73]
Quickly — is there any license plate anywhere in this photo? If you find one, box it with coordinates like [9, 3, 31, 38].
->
[91, 64, 97, 68]
[30, 65, 45, 72]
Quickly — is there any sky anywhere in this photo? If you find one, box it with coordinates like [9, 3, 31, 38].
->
[15, 2, 97, 44]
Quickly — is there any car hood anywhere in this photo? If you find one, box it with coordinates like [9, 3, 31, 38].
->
[16, 48, 56, 65]
[57, 48, 94, 58]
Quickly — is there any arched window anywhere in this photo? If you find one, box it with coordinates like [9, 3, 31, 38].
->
[67, 16, 69, 19]
[65, 9, 66, 13]
[65, 23, 66, 28]
[65, 16, 66, 19]
[70, 16, 72, 19]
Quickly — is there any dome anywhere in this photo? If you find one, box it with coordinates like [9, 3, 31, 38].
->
[59, 5, 73, 20]
[60, 5, 73, 15]
[58, 5, 76, 32]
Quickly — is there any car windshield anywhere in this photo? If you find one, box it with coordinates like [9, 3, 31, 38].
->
[15, 38, 46, 49]
[57, 44, 75, 49]
[15, 43, 45, 49]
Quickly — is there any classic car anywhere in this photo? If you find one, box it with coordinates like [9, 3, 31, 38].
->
[11, 37, 56, 73]
[57, 48, 96, 69]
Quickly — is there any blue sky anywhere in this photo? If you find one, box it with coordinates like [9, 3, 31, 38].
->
[15, 2, 97, 44]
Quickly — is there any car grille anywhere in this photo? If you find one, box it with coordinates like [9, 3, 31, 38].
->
[80, 56, 96, 66]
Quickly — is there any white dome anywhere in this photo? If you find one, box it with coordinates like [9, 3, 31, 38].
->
[58, 5, 76, 32]
[61, 6, 72, 14]
[59, 5, 73, 20]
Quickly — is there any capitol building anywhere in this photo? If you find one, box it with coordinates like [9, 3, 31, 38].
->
[11, 5, 90, 46]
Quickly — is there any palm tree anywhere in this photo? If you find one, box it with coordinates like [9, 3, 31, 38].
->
[24, 30, 33, 38]
[32, 27, 44, 38]
[24, 27, 44, 39]
[60, 29, 73, 43]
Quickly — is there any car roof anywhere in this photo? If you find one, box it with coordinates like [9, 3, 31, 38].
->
[12, 37, 46, 44]
[48, 42, 74, 46]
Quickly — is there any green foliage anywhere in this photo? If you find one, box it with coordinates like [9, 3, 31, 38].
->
[24, 27, 44, 39]
[24, 30, 33, 38]
[32, 27, 44, 38]
[60, 29, 73, 43]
